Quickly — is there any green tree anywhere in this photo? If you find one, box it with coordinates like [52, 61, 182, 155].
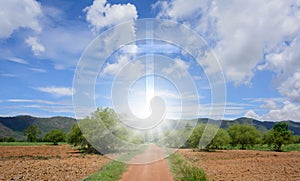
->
[163, 128, 191, 148]
[67, 124, 94, 153]
[188, 124, 205, 148]
[24, 125, 41, 142]
[188, 124, 230, 150]
[71, 107, 136, 154]
[211, 128, 231, 149]
[263, 122, 293, 151]
[227, 124, 261, 149]
[44, 129, 65, 145]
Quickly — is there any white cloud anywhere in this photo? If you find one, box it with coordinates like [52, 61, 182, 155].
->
[6, 57, 28, 64]
[29, 68, 47, 73]
[7, 99, 58, 105]
[0, 73, 17, 77]
[84, 0, 137, 33]
[260, 100, 278, 110]
[155, 0, 205, 20]
[262, 101, 300, 121]
[245, 110, 261, 120]
[162, 58, 190, 78]
[278, 72, 300, 102]
[35, 86, 73, 97]
[212, 0, 300, 85]
[36, 24, 93, 69]
[2, 99, 74, 116]
[101, 55, 130, 76]
[243, 98, 300, 121]
[155, 0, 300, 86]
[25, 36, 45, 55]
[0, 0, 42, 38]
[100, 54, 145, 80]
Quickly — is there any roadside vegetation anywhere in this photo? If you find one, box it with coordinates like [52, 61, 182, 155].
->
[168, 153, 208, 181]
[83, 161, 127, 181]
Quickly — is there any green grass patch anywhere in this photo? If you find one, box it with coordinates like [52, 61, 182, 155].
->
[221, 144, 300, 152]
[168, 153, 208, 181]
[83, 160, 126, 181]
[0, 142, 67, 146]
[282, 144, 300, 152]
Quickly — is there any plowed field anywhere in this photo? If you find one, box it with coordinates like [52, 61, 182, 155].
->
[180, 149, 300, 181]
[0, 145, 109, 181]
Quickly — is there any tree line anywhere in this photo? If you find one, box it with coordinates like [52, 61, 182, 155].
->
[65, 108, 300, 152]
[2, 108, 300, 152]
[0, 125, 65, 145]
[183, 122, 300, 151]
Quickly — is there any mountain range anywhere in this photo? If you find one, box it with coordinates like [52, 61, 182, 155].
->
[196, 117, 300, 135]
[1, 115, 300, 140]
[0, 115, 76, 140]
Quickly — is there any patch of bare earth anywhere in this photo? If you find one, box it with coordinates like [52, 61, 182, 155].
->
[179, 149, 300, 181]
[0, 145, 109, 181]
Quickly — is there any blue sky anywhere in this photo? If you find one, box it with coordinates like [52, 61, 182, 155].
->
[0, 0, 300, 121]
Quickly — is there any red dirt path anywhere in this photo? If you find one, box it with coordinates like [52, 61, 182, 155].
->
[119, 144, 174, 181]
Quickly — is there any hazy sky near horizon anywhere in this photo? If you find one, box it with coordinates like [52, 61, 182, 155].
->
[0, 0, 300, 121]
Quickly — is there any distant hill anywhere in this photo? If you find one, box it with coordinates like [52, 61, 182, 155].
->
[1, 115, 300, 140]
[0, 115, 77, 140]
[197, 117, 300, 135]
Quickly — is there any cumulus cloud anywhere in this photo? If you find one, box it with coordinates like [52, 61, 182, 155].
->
[245, 110, 261, 120]
[155, 0, 300, 86]
[35, 86, 73, 97]
[0, 0, 42, 38]
[278, 72, 300, 103]
[84, 0, 137, 33]
[262, 101, 300, 121]
[244, 99, 300, 121]
[25, 36, 45, 55]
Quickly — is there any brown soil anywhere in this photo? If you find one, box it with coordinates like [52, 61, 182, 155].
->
[119, 144, 174, 181]
[0, 145, 109, 181]
[179, 149, 300, 181]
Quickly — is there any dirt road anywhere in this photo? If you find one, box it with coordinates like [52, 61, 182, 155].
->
[119, 144, 174, 181]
